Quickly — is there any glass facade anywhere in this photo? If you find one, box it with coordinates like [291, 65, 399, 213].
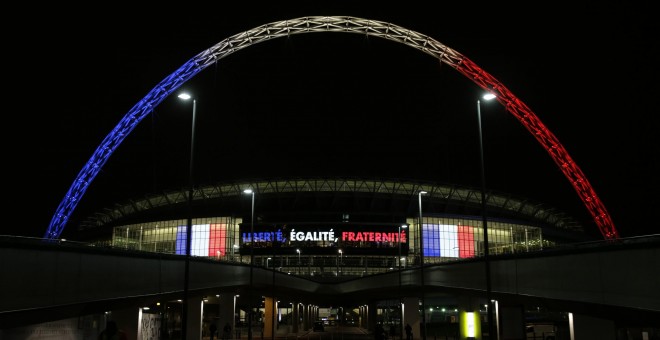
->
[112, 216, 242, 260]
[105, 214, 553, 277]
[406, 216, 549, 265]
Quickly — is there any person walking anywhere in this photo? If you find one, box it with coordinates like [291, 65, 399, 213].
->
[210, 322, 218, 340]
[405, 323, 412, 340]
[222, 322, 232, 340]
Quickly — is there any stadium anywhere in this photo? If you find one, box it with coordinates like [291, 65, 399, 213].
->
[75, 177, 589, 277]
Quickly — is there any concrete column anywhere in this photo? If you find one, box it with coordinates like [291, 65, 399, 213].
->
[314, 305, 318, 329]
[217, 294, 236, 338]
[366, 304, 370, 330]
[368, 301, 378, 333]
[402, 297, 420, 340]
[359, 305, 365, 328]
[185, 296, 203, 340]
[301, 303, 307, 331]
[303, 304, 310, 330]
[262, 297, 275, 339]
[569, 313, 616, 340]
[292, 302, 299, 333]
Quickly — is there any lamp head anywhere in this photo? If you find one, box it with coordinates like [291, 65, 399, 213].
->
[483, 93, 496, 101]
[178, 93, 192, 100]
[243, 189, 253, 194]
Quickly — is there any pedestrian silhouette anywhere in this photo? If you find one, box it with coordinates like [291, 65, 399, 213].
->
[222, 322, 232, 340]
[210, 322, 218, 340]
[405, 323, 412, 340]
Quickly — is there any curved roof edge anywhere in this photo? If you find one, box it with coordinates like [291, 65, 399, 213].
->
[78, 177, 584, 232]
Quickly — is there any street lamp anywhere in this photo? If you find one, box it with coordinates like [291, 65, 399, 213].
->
[296, 248, 301, 270]
[398, 224, 408, 339]
[338, 249, 343, 275]
[267, 257, 272, 268]
[178, 92, 197, 340]
[477, 93, 497, 340]
[417, 190, 427, 340]
[243, 188, 255, 340]
[398, 225, 408, 270]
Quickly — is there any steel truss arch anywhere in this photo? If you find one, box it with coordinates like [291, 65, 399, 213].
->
[45, 16, 618, 240]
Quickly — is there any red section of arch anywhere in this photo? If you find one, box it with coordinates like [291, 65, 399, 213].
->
[456, 57, 619, 239]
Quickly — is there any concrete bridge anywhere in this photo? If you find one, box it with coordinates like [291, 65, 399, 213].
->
[1, 235, 658, 338]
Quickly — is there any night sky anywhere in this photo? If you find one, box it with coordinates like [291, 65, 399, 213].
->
[8, 4, 657, 240]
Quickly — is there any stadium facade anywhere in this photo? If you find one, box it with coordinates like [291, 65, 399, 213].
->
[76, 177, 588, 277]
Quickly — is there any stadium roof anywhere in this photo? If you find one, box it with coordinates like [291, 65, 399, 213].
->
[78, 177, 584, 235]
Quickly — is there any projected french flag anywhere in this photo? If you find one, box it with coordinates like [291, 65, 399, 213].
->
[175, 223, 228, 256]
[423, 224, 475, 258]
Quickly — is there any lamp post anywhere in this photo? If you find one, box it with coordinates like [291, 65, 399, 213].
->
[477, 93, 496, 340]
[398, 224, 408, 340]
[243, 188, 255, 340]
[271, 272, 276, 340]
[296, 248, 301, 274]
[417, 190, 427, 340]
[178, 92, 196, 340]
[266, 257, 271, 268]
[271, 233, 277, 340]
[398, 224, 407, 270]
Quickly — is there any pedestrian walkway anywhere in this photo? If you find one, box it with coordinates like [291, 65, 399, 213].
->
[206, 325, 370, 340]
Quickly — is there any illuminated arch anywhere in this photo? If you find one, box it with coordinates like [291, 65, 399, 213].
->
[45, 16, 618, 240]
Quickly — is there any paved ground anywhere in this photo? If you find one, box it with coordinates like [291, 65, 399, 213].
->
[204, 325, 372, 340]
[287, 325, 371, 340]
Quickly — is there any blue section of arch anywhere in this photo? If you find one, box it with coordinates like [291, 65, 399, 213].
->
[45, 59, 204, 239]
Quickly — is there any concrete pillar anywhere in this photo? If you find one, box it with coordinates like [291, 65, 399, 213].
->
[217, 294, 236, 339]
[292, 302, 299, 333]
[301, 303, 308, 331]
[311, 305, 317, 327]
[402, 297, 420, 340]
[569, 313, 616, 340]
[359, 305, 366, 328]
[304, 305, 314, 331]
[263, 297, 275, 339]
[368, 301, 378, 333]
[185, 296, 203, 340]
